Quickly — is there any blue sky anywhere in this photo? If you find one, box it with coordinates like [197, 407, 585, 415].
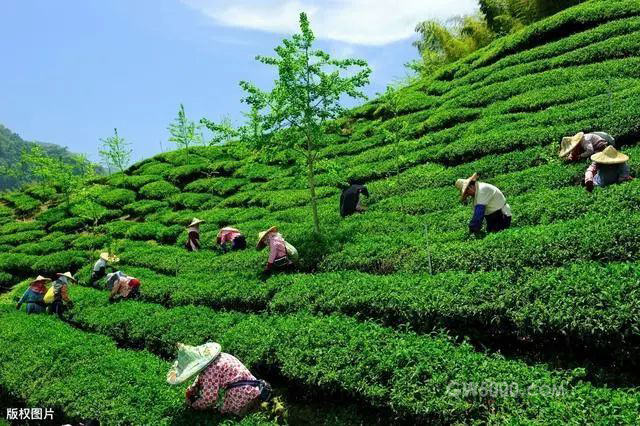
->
[0, 0, 477, 164]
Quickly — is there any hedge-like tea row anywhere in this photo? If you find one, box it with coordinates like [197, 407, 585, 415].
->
[0, 193, 40, 216]
[322, 211, 640, 275]
[0, 309, 269, 425]
[44, 285, 640, 424]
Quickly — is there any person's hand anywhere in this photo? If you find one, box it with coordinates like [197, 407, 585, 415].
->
[585, 181, 594, 193]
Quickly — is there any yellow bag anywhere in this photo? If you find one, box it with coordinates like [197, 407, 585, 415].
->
[43, 286, 55, 304]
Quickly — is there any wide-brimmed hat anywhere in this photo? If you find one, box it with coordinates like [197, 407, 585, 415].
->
[30, 275, 51, 285]
[189, 218, 205, 227]
[591, 146, 628, 164]
[558, 132, 585, 157]
[256, 226, 278, 250]
[100, 252, 120, 263]
[166, 342, 222, 385]
[218, 227, 240, 237]
[106, 271, 126, 284]
[455, 173, 479, 200]
[56, 272, 77, 282]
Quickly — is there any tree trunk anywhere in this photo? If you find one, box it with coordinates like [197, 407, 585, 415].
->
[306, 136, 321, 234]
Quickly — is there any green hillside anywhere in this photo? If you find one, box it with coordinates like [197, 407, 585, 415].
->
[2, 0, 640, 424]
[0, 123, 102, 191]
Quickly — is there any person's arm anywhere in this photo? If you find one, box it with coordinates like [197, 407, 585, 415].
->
[619, 163, 633, 182]
[109, 280, 122, 299]
[469, 205, 486, 233]
[585, 162, 597, 192]
[16, 289, 28, 309]
[579, 141, 595, 159]
[61, 285, 72, 304]
[266, 239, 277, 270]
[189, 373, 220, 410]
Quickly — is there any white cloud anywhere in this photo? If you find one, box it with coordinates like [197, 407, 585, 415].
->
[180, 0, 479, 46]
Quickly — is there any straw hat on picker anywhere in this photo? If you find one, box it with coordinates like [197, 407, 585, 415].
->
[56, 272, 77, 282]
[30, 275, 51, 285]
[100, 252, 120, 263]
[166, 342, 222, 385]
[256, 226, 278, 250]
[455, 173, 479, 201]
[189, 218, 205, 227]
[591, 146, 628, 164]
[558, 132, 585, 158]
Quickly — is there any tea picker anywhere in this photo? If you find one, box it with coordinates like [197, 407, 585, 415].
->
[455, 173, 512, 234]
[584, 146, 633, 192]
[91, 252, 119, 286]
[44, 272, 76, 319]
[256, 226, 298, 279]
[216, 227, 247, 253]
[106, 271, 141, 302]
[559, 131, 615, 162]
[16, 275, 51, 314]
[167, 342, 274, 416]
[340, 184, 369, 217]
[185, 218, 204, 252]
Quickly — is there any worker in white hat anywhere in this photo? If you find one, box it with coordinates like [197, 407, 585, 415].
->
[216, 227, 247, 253]
[45, 272, 77, 319]
[185, 218, 204, 252]
[16, 275, 51, 314]
[91, 252, 119, 286]
[584, 146, 633, 192]
[455, 173, 512, 234]
[559, 131, 614, 162]
[167, 342, 272, 416]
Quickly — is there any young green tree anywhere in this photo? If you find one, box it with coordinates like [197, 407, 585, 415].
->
[168, 104, 202, 153]
[200, 116, 238, 146]
[17, 146, 93, 210]
[239, 12, 371, 233]
[99, 128, 132, 173]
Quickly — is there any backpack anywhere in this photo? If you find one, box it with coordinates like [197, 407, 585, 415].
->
[43, 286, 55, 304]
[284, 241, 299, 263]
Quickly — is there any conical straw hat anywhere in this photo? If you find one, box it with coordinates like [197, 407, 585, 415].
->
[30, 275, 51, 285]
[558, 132, 584, 158]
[56, 272, 77, 282]
[256, 226, 278, 250]
[189, 218, 205, 227]
[100, 252, 120, 263]
[455, 173, 478, 200]
[591, 146, 628, 164]
[166, 342, 222, 385]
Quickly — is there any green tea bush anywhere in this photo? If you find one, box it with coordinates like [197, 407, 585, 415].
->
[35, 205, 70, 227]
[49, 217, 90, 233]
[0, 253, 38, 275]
[184, 177, 248, 195]
[98, 221, 137, 238]
[71, 234, 110, 250]
[57, 286, 640, 424]
[0, 272, 13, 287]
[31, 250, 90, 275]
[124, 222, 182, 244]
[164, 163, 211, 185]
[0, 230, 46, 246]
[1, 193, 40, 216]
[122, 200, 169, 217]
[11, 240, 66, 255]
[0, 221, 43, 235]
[0, 311, 266, 425]
[23, 184, 57, 201]
[168, 192, 221, 210]
[96, 188, 137, 208]
[139, 180, 180, 200]
[109, 174, 163, 190]
[134, 161, 173, 176]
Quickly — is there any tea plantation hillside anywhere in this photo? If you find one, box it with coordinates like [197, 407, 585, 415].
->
[2, 0, 640, 424]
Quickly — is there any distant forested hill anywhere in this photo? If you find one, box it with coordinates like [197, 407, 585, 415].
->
[0, 123, 101, 191]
